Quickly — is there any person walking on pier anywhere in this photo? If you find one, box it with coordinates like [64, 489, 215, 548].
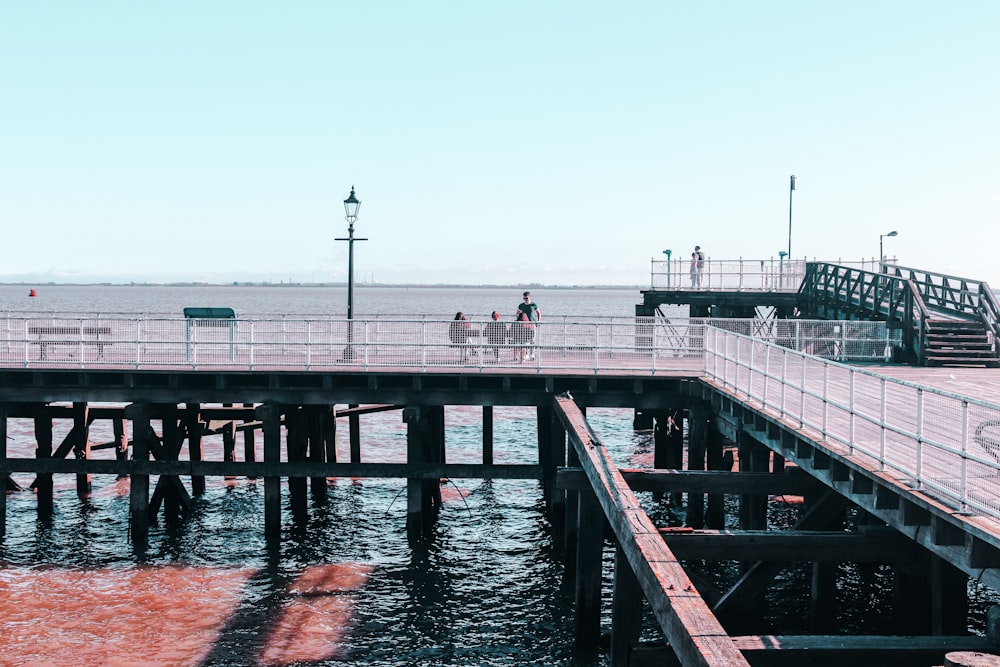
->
[484, 310, 508, 362]
[516, 291, 540, 360]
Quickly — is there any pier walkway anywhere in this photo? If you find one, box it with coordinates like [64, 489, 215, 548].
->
[4, 263, 1000, 665]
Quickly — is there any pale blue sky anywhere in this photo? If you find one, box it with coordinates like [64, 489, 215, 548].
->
[2, 2, 998, 286]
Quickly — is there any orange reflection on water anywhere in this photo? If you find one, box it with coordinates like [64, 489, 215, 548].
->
[0, 564, 253, 667]
[259, 563, 372, 666]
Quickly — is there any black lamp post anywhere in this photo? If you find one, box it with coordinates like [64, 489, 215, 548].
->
[336, 186, 365, 358]
[879, 230, 897, 271]
[787, 175, 796, 260]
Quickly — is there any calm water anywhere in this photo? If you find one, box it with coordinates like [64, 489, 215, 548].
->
[1, 285, 658, 667]
[0, 285, 996, 666]
[0, 284, 651, 320]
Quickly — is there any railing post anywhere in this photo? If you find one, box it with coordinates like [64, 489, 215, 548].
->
[879, 377, 887, 469]
[960, 400, 969, 513]
[848, 369, 855, 453]
[915, 388, 924, 485]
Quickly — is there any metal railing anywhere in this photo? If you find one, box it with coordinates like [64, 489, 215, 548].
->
[0, 315, 898, 373]
[704, 325, 1000, 521]
[649, 257, 892, 291]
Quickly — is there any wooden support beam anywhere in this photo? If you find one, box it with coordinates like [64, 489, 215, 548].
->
[34, 413, 53, 521]
[553, 394, 749, 667]
[73, 402, 91, 497]
[556, 467, 820, 495]
[0, 404, 7, 538]
[482, 405, 494, 465]
[113, 416, 129, 478]
[126, 403, 151, 544]
[308, 406, 327, 503]
[714, 490, 849, 616]
[611, 543, 642, 667]
[629, 635, 996, 667]
[186, 404, 205, 495]
[285, 407, 308, 524]
[575, 489, 604, 648]
[658, 528, 918, 562]
[256, 403, 282, 542]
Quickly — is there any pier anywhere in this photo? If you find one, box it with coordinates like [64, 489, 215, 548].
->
[3, 260, 1000, 666]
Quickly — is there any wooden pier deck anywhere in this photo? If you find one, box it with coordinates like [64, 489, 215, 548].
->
[4, 264, 1000, 665]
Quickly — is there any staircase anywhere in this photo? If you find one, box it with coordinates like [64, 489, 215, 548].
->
[924, 319, 999, 367]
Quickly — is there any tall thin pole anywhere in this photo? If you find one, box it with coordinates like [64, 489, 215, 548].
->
[787, 175, 795, 259]
[337, 186, 364, 360]
[347, 222, 355, 320]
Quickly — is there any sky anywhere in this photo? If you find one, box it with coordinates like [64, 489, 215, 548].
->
[2, 2, 998, 287]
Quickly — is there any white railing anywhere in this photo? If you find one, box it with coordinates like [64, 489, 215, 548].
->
[703, 326, 1000, 521]
[649, 257, 895, 291]
[0, 316, 898, 373]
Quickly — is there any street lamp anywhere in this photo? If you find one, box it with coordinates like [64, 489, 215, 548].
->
[787, 175, 796, 260]
[879, 230, 898, 271]
[336, 186, 366, 358]
[662, 249, 672, 287]
[778, 250, 788, 289]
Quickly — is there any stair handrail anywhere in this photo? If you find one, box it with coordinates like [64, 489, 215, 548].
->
[800, 262, 931, 362]
[884, 263, 983, 317]
[977, 281, 1000, 354]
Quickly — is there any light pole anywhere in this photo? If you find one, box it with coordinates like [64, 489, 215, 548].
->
[336, 186, 365, 358]
[787, 175, 796, 260]
[879, 230, 897, 272]
[662, 248, 672, 288]
[778, 250, 788, 289]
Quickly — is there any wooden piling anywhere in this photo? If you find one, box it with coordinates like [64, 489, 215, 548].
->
[285, 407, 309, 523]
[242, 402, 257, 468]
[307, 406, 327, 503]
[611, 543, 642, 666]
[113, 416, 129, 479]
[187, 404, 205, 495]
[127, 404, 151, 543]
[33, 413, 53, 521]
[686, 407, 709, 528]
[222, 418, 237, 480]
[0, 404, 7, 538]
[575, 489, 603, 647]
[257, 404, 282, 541]
[537, 405, 566, 513]
[349, 405, 361, 463]
[73, 402, 91, 496]
[483, 405, 494, 465]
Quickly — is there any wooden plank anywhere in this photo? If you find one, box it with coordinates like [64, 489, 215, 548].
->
[556, 467, 819, 495]
[553, 393, 750, 667]
[658, 528, 917, 562]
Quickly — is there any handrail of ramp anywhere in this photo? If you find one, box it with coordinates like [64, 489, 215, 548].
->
[703, 325, 1000, 523]
[799, 262, 931, 363]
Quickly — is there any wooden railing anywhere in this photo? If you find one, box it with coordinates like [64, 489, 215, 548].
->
[798, 262, 930, 363]
[886, 263, 1000, 348]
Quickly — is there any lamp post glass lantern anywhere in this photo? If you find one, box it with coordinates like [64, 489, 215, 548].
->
[336, 186, 367, 359]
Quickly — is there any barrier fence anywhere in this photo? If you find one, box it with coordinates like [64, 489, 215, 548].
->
[703, 326, 1000, 521]
[0, 315, 898, 372]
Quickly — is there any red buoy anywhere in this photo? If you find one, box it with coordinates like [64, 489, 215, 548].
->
[29, 289, 37, 297]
